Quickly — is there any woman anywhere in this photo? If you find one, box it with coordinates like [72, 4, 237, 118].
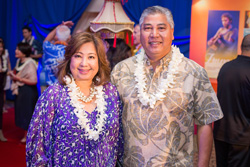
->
[0, 38, 10, 141]
[9, 42, 38, 143]
[26, 32, 123, 166]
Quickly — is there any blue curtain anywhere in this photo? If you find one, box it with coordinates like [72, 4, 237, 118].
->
[122, 0, 192, 57]
[0, 0, 91, 100]
[0, 0, 91, 69]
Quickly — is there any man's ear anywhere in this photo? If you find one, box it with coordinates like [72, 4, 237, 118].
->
[172, 29, 174, 40]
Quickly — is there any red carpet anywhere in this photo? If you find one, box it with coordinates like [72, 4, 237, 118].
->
[0, 107, 26, 167]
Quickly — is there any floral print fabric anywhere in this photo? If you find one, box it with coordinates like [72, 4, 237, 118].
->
[26, 82, 123, 167]
[111, 49, 223, 167]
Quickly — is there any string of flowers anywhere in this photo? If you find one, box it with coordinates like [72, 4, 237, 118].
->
[134, 45, 183, 108]
[64, 75, 107, 141]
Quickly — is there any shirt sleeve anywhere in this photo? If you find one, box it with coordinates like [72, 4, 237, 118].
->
[192, 67, 223, 125]
[26, 84, 60, 166]
[33, 40, 43, 55]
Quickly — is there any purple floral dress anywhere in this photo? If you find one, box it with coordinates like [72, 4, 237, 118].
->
[26, 82, 123, 167]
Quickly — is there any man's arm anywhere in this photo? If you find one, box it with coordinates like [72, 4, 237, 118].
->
[197, 123, 213, 167]
[43, 21, 74, 42]
[207, 28, 222, 46]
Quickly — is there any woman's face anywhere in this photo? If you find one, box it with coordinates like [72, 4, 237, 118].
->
[70, 42, 99, 83]
[15, 47, 26, 58]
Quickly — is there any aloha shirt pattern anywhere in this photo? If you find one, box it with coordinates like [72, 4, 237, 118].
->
[111, 48, 223, 167]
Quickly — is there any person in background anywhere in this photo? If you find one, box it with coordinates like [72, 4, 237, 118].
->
[0, 38, 11, 114]
[43, 21, 73, 86]
[111, 6, 223, 167]
[106, 38, 132, 70]
[26, 32, 123, 166]
[213, 34, 250, 167]
[9, 42, 38, 143]
[133, 24, 142, 55]
[22, 26, 43, 60]
[0, 38, 11, 141]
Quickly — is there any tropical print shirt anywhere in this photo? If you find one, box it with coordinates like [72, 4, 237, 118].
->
[111, 48, 223, 167]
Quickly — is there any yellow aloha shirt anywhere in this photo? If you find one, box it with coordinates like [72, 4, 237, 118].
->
[111, 48, 223, 167]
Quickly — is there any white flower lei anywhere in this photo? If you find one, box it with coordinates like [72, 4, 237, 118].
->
[64, 75, 108, 141]
[134, 45, 183, 108]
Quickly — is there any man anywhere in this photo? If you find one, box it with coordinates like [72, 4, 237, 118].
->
[22, 26, 43, 60]
[207, 13, 238, 56]
[133, 24, 142, 55]
[111, 6, 223, 167]
[43, 21, 73, 86]
[213, 34, 250, 167]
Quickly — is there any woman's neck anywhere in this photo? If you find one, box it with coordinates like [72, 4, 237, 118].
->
[20, 57, 27, 63]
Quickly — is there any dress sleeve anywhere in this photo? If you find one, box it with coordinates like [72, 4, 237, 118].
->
[26, 85, 59, 166]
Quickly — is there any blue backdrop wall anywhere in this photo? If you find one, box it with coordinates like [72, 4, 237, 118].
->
[0, 0, 192, 99]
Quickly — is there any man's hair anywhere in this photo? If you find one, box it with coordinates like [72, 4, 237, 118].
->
[241, 34, 250, 52]
[221, 13, 233, 22]
[22, 26, 32, 32]
[139, 6, 174, 29]
[56, 25, 71, 42]
[17, 42, 32, 57]
[56, 32, 110, 86]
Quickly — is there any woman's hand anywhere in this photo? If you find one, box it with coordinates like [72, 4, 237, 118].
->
[9, 71, 22, 82]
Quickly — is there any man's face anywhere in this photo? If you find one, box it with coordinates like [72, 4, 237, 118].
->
[221, 17, 231, 29]
[140, 13, 174, 60]
[22, 29, 32, 40]
[133, 25, 141, 46]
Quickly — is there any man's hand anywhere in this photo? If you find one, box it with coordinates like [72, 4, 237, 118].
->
[62, 21, 74, 28]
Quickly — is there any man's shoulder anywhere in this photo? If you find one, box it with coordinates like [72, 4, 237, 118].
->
[180, 56, 204, 71]
[43, 41, 66, 52]
[32, 39, 41, 45]
[43, 40, 53, 47]
[112, 56, 136, 72]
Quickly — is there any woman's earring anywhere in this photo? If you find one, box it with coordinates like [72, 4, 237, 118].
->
[96, 76, 100, 83]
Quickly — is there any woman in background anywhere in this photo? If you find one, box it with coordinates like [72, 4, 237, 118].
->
[9, 42, 38, 143]
[0, 38, 10, 141]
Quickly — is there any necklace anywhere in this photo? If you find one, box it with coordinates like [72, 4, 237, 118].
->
[134, 45, 183, 108]
[77, 87, 96, 103]
[64, 75, 108, 141]
[15, 58, 37, 71]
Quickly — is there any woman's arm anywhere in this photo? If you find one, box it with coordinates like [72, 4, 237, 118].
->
[26, 85, 59, 166]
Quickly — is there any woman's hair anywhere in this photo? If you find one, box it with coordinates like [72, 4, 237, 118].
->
[17, 42, 32, 57]
[57, 32, 110, 86]
[106, 38, 131, 70]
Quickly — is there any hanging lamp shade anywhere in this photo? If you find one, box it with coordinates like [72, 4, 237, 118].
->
[90, 0, 134, 39]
